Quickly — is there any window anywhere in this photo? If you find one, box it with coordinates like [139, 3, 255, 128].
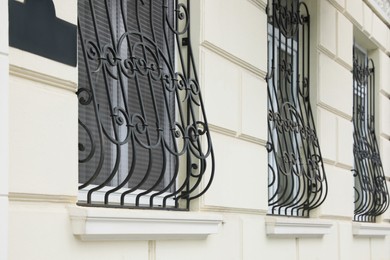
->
[352, 44, 389, 222]
[266, 0, 327, 217]
[77, 0, 214, 210]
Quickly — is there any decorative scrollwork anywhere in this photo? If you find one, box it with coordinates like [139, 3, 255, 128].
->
[267, 0, 327, 217]
[352, 46, 389, 222]
[78, 0, 214, 210]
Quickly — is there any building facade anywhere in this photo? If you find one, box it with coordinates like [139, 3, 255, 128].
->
[1, 0, 390, 259]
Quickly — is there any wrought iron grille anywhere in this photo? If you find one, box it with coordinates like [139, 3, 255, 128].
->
[77, 0, 214, 210]
[352, 45, 389, 222]
[266, 0, 327, 217]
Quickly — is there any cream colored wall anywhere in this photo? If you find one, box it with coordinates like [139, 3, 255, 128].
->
[0, 0, 9, 259]
[5, 0, 390, 260]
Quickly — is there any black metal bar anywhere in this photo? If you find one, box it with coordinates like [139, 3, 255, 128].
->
[77, 0, 214, 210]
[266, 0, 327, 217]
[352, 45, 389, 222]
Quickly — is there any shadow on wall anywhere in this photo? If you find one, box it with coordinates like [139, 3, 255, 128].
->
[9, 0, 77, 66]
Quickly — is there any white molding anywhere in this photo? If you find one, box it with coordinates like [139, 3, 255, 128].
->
[238, 134, 267, 147]
[9, 192, 77, 204]
[208, 125, 267, 147]
[68, 206, 223, 241]
[352, 222, 390, 237]
[327, 0, 345, 12]
[200, 205, 268, 215]
[201, 41, 267, 80]
[317, 45, 353, 72]
[317, 102, 353, 121]
[9, 65, 77, 92]
[247, 0, 267, 11]
[208, 124, 238, 137]
[265, 217, 333, 238]
[364, 0, 390, 26]
[322, 158, 353, 171]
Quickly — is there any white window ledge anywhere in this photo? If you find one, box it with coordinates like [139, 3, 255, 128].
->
[265, 217, 333, 238]
[352, 222, 390, 237]
[68, 206, 223, 241]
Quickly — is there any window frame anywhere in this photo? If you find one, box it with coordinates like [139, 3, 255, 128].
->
[76, 0, 214, 211]
[266, 0, 328, 217]
[352, 43, 389, 223]
[267, 25, 301, 217]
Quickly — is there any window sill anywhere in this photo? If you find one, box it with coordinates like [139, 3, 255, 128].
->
[265, 217, 333, 238]
[352, 222, 390, 237]
[68, 206, 223, 241]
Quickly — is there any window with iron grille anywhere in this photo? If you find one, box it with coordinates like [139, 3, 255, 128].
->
[77, 0, 214, 210]
[266, 0, 327, 217]
[352, 44, 389, 222]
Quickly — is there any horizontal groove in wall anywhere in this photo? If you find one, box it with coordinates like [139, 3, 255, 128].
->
[367, 35, 387, 53]
[209, 124, 267, 146]
[323, 158, 337, 166]
[318, 102, 352, 121]
[247, 0, 267, 11]
[9, 192, 77, 204]
[201, 41, 267, 80]
[327, 0, 345, 13]
[9, 65, 77, 93]
[318, 45, 353, 71]
[380, 133, 390, 140]
[318, 215, 352, 221]
[335, 57, 353, 72]
[343, 12, 363, 30]
[364, 0, 390, 27]
[318, 45, 337, 60]
[323, 158, 353, 171]
[379, 89, 390, 99]
[335, 162, 353, 171]
[328, 0, 390, 28]
[209, 124, 237, 137]
[238, 134, 267, 146]
[326, 0, 388, 54]
[200, 205, 268, 216]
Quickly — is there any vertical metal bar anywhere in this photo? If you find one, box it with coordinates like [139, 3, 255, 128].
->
[267, 0, 327, 217]
[78, 0, 214, 210]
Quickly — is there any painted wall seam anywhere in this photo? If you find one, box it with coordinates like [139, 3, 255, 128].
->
[317, 102, 353, 121]
[9, 193, 77, 204]
[201, 41, 267, 79]
[9, 65, 77, 92]
[318, 45, 353, 71]
[247, 0, 267, 11]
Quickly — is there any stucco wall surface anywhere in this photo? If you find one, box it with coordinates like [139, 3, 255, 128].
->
[3, 0, 390, 260]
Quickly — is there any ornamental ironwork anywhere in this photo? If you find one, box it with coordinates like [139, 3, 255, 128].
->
[77, 0, 214, 210]
[352, 45, 389, 222]
[266, 0, 327, 217]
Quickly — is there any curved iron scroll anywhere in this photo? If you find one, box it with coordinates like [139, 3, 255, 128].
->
[77, 0, 214, 210]
[352, 47, 389, 222]
[266, 0, 327, 217]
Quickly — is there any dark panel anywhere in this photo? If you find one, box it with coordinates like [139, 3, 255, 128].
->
[9, 0, 77, 66]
